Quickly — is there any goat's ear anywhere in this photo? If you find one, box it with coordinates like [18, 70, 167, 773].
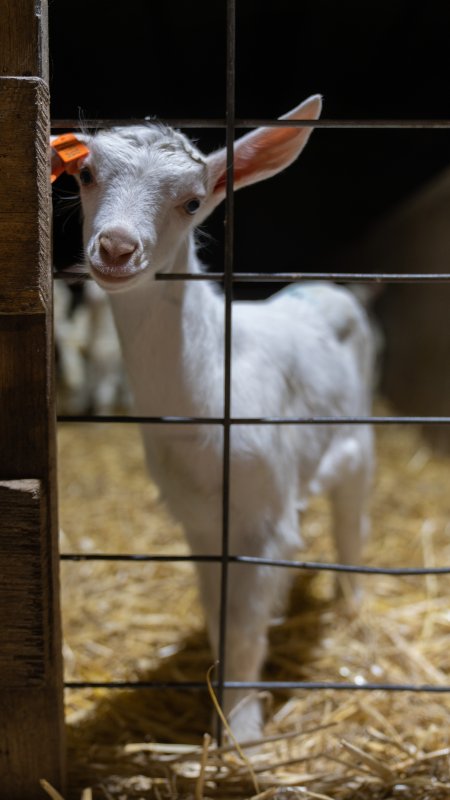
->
[207, 94, 322, 199]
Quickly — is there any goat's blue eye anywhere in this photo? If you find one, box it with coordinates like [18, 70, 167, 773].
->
[79, 167, 94, 186]
[184, 198, 201, 215]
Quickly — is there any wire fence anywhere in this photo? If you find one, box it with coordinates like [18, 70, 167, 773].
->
[55, 0, 450, 743]
[51, 118, 450, 129]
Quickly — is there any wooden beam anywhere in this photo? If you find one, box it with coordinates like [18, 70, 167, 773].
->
[0, 481, 65, 798]
[0, 2, 65, 797]
[0, 0, 49, 81]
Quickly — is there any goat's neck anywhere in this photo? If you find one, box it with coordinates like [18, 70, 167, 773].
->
[109, 234, 224, 416]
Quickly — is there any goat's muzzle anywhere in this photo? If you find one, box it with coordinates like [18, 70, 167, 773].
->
[88, 226, 146, 287]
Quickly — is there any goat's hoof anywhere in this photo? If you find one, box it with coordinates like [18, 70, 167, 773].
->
[335, 574, 363, 615]
[227, 694, 264, 750]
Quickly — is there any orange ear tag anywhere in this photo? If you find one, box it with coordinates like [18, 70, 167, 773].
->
[51, 133, 90, 183]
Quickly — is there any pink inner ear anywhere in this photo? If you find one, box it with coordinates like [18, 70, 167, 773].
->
[213, 126, 307, 194]
[213, 173, 227, 194]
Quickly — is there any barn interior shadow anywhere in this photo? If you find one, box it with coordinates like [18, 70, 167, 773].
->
[66, 569, 332, 791]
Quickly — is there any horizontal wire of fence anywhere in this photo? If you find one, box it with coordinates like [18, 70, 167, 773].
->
[60, 552, 450, 576]
[52, 118, 450, 130]
[57, 415, 450, 425]
[53, 271, 450, 283]
[63, 679, 450, 693]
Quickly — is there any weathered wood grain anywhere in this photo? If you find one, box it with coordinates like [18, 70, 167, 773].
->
[0, 0, 48, 81]
[0, 315, 53, 477]
[0, 78, 51, 314]
[0, 480, 48, 687]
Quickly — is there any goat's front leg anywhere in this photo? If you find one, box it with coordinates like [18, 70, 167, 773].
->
[195, 560, 279, 743]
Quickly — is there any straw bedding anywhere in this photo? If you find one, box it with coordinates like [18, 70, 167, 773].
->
[55, 405, 450, 799]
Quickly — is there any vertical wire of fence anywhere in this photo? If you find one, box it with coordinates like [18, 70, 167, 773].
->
[215, 0, 236, 743]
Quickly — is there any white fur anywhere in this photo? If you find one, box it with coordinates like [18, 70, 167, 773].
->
[74, 95, 374, 741]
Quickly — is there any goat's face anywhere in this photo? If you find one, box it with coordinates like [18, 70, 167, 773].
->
[76, 126, 209, 293]
[74, 94, 323, 294]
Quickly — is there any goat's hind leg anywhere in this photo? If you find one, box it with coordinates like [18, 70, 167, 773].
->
[313, 429, 373, 597]
[332, 431, 373, 598]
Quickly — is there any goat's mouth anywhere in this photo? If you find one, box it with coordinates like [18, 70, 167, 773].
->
[89, 262, 148, 291]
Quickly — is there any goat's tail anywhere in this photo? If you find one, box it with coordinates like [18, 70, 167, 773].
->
[348, 281, 384, 308]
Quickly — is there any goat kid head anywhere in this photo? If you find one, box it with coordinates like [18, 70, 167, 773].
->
[63, 95, 322, 293]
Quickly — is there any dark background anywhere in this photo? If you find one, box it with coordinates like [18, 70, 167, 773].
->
[49, 0, 450, 295]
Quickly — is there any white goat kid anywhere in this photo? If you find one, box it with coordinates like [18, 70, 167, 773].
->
[72, 95, 374, 741]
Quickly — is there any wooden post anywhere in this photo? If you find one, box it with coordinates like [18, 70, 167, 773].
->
[0, 1, 66, 797]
